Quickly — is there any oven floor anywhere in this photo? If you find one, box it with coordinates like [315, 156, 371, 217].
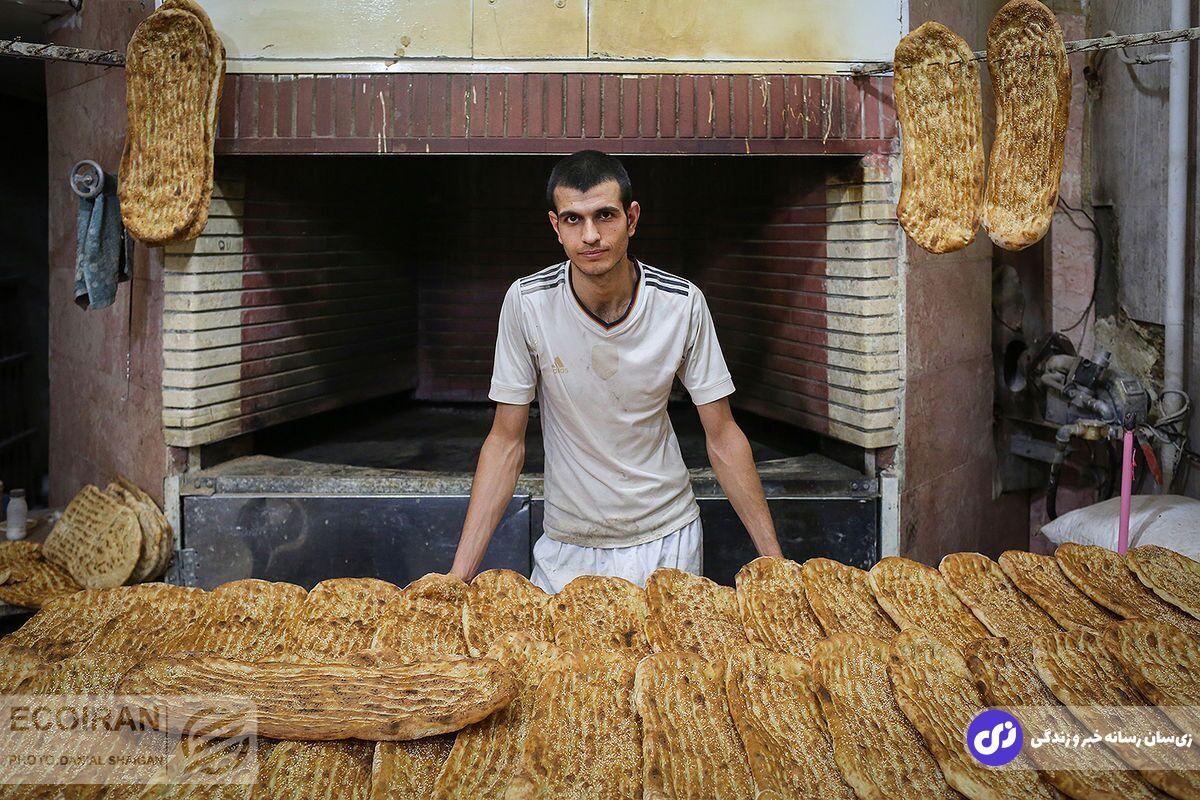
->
[252, 397, 819, 473]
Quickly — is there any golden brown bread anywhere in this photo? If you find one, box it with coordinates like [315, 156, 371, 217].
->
[965, 636, 1167, 800]
[432, 633, 564, 800]
[633, 650, 754, 800]
[87, 584, 210, 660]
[114, 474, 176, 580]
[939, 552, 1060, 640]
[504, 649, 641, 800]
[119, 7, 213, 244]
[178, 579, 307, 660]
[118, 653, 517, 741]
[801, 557, 899, 640]
[548, 574, 649, 653]
[43, 484, 142, 589]
[1127, 545, 1200, 621]
[255, 740, 374, 800]
[0, 552, 80, 609]
[734, 556, 825, 659]
[982, 0, 1071, 250]
[1054, 543, 1200, 636]
[887, 629, 1057, 800]
[997, 549, 1118, 631]
[894, 21, 984, 253]
[724, 647, 855, 800]
[462, 570, 551, 657]
[1101, 619, 1200, 734]
[270, 577, 404, 662]
[372, 737, 456, 800]
[1032, 628, 1200, 800]
[867, 556, 990, 650]
[809, 633, 959, 800]
[645, 567, 749, 660]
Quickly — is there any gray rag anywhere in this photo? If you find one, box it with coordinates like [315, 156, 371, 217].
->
[74, 173, 133, 310]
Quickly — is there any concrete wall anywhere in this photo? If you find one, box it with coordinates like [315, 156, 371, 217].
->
[900, 0, 1031, 562]
[44, 3, 182, 507]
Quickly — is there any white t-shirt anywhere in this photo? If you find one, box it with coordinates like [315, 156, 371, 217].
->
[489, 259, 735, 548]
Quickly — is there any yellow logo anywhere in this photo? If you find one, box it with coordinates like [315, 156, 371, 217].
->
[551, 355, 568, 374]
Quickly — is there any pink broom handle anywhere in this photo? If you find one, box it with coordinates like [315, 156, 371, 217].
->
[1117, 428, 1134, 555]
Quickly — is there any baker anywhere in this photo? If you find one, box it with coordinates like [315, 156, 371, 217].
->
[450, 150, 783, 592]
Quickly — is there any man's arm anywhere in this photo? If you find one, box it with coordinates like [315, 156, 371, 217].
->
[696, 398, 784, 558]
[450, 402, 531, 581]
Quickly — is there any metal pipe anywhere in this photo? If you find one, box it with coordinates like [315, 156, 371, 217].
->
[0, 39, 124, 67]
[1163, 0, 1192, 489]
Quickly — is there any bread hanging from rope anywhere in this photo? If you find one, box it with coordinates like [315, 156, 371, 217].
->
[982, 0, 1071, 250]
[894, 21, 985, 254]
[119, 5, 215, 244]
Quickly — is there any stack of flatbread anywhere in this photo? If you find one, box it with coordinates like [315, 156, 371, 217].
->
[120, 0, 225, 244]
[0, 544, 1196, 799]
[895, 0, 1071, 253]
[39, 475, 173, 595]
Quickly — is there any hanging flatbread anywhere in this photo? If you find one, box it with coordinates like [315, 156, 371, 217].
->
[548, 575, 649, 653]
[462, 570, 551, 658]
[867, 556, 990, 650]
[810, 633, 959, 800]
[887, 629, 1058, 800]
[633, 650, 754, 800]
[800, 557, 899, 640]
[894, 21, 985, 253]
[1127, 545, 1200, 621]
[997, 549, 1117, 631]
[724, 647, 855, 800]
[982, 0, 1071, 250]
[645, 567, 748, 660]
[734, 556, 825, 658]
[119, 6, 213, 244]
[939, 552, 1059, 640]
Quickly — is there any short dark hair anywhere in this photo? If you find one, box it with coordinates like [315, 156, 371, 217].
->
[546, 150, 632, 212]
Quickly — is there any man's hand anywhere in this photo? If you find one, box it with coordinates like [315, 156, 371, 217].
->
[449, 403, 531, 581]
[696, 398, 784, 558]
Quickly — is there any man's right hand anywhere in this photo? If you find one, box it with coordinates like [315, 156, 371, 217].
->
[448, 402, 530, 582]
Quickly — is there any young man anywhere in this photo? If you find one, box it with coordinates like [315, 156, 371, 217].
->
[449, 150, 783, 592]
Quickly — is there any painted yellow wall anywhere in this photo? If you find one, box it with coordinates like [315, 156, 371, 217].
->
[195, 0, 905, 74]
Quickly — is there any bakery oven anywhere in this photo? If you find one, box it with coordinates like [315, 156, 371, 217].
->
[166, 72, 903, 588]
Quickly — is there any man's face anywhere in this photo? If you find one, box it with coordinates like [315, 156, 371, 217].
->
[548, 179, 640, 278]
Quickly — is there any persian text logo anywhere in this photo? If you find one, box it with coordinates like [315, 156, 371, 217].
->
[967, 709, 1023, 767]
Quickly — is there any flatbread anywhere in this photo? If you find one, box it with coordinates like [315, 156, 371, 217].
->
[0, 554, 80, 608]
[894, 21, 984, 253]
[0, 646, 45, 693]
[1032, 628, 1200, 800]
[800, 558, 899, 640]
[887, 629, 1057, 800]
[176, 579, 307, 660]
[505, 649, 641, 800]
[548, 575, 649, 653]
[462, 570, 551, 658]
[104, 482, 162, 584]
[724, 647, 855, 800]
[1054, 543, 1200, 636]
[274, 577, 404, 662]
[997, 550, 1118, 631]
[112, 475, 175, 580]
[432, 633, 563, 800]
[633, 650, 754, 800]
[1102, 619, 1200, 734]
[87, 584, 210, 660]
[370, 574, 468, 800]
[119, 654, 517, 741]
[645, 567, 749, 660]
[867, 557, 990, 650]
[734, 557, 825, 659]
[119, 6, 212, 244]
[1127, 545, 1200, 621]
[982, 0, 1071, 250]
[965, 636, 1167, 800]
[255, 741, 374, 800]
[43, 484, 142, 589]
[939, 552, 1059, 641]
[160, 0, 225, 241]
[809, 633, 959, 800]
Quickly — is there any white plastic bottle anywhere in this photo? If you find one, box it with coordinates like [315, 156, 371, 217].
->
[5, 490, 27, 541]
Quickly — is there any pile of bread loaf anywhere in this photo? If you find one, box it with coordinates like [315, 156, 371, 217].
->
[0, 477, 172, 610]
[895, 0, 1071, 254]
[0, 541, 1195, 799]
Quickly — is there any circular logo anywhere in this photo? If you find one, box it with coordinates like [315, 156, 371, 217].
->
[967, 709, 1023, 767]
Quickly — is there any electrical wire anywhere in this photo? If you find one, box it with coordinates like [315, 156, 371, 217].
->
[1053, 196, 1104, 352]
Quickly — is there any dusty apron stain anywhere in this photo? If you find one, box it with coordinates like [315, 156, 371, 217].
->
[591, 344, 620, 380]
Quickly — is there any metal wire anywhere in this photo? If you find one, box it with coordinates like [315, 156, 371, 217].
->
[851, 24, 1200, 75]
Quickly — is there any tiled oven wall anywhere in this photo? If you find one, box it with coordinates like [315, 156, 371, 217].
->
[164, 154, 900, 451]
